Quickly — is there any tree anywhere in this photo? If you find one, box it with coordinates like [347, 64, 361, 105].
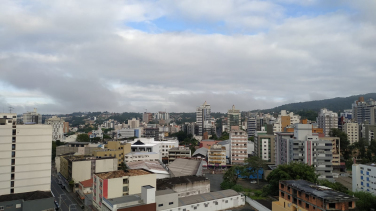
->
[248, 137, 254, 142]
[76, 134, 90, 142]
[318, 180, 349, 194]
[210, 133, 218, 140]
[352, 191, 376, 211]
[223, 166, 244, 184]
[266, 162, 318, 196]
[120, 163, 128, 172]
[243, 156, 265, 184]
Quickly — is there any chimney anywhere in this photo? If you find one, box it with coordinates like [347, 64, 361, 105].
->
[141, 185, 155, 204]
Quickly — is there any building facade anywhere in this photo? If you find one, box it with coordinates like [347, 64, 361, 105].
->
[247, 117, 256, 138]
[343, 123, 359, 144]
[230, 130, 247, 164]
[168, 147, 191, 163]
[22, 108, 42, 124]
[352, 163, 376, 194]
[196, 101, 211, 136]
[227, 105, 241, 128]
[45, 115, 65, 141]
[254, 132, 275, 164]
[0, 113, 52, 195]
[317, 108, 338, 136]
[207, 144, 226, 167]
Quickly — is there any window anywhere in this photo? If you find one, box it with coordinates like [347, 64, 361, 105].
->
[12, 151, 15, 158]
[288, 195, 290, 200]
[10, 189, 14, 194]
[329, 203, 335, 209]
[169, 202, 174, 205]
[281, 192, 284, 197]
[306, 203, 309, 209]
[12, 137, 16, 143]
[305, 194, 309, 199]
[123, 179, 128, 184]
[348, 202, 352, 208]
[11, 166, 15, 173]
[158, 204, 163, 207]
[11, 174, 14, 180]
[12, 144, 15, 150]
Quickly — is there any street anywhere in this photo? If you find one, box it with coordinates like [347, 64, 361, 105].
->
[51, 176, 83, 211]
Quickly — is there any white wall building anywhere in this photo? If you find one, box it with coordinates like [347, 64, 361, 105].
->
[0, 113, 52, 195]
[352, 163, 376, 194]
[22, 108, 42, 124]
[230, 130, 248, 164]
[343, 122, 359, 144]
[128, 118, 140, 129]
[196, 101, 211, 136]
[128, 137, 178, 158]
[124, 152, 160, 163]
[317, 108, 338, 136]
[45, 116, 65, 141]
[273, 110, 301, 133]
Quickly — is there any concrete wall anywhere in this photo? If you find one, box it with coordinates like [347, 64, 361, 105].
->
[129, 174, 156, 195]
[95, 158, 118, 173]
[107, 177, 124, 199]
[171, 179, 210, 198]
[156, 192, 179, 211]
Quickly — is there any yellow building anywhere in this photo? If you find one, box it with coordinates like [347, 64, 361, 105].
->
[208, 144, 226, 167]
[93, 141, 131, 169]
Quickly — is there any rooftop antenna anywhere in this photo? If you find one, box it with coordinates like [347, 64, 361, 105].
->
[9, 106, 14, 113]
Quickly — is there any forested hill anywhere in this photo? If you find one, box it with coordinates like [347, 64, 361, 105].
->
[255, 93, 376, 113]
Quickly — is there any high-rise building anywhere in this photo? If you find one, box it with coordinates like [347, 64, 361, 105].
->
[247, 117, 256, 138]
[275, 124, 338, 179]
[254, 131, 275, 164]
[317, 108, 338, 136]
[0, 113, 52, 195]
[22, 108, 42, 124]
[45, 116, 65, 141]
[352, 97, 376, 124]
[343, 122, 359, 144]
[143, 112, 153, 123]
[230, 129, 247, 164]
[273, 110, 301, 133]
[196, 101, 211, 136]
[128, 118, 140, 128]
[154, 111, 169, 121]
[227, 105, 241, 128]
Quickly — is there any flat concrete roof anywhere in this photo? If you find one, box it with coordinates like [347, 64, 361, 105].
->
[105, 194, 141, 205]
[156, 189, 176, 196]
[178, 189, 240, 206]
[157, 176, 208, 190]
[0, 191, 53, 202]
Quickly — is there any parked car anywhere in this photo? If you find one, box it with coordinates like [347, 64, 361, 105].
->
[250, 180, 257, 184]
[54, 200, 60, 210]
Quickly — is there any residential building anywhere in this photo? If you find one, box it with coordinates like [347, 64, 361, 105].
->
[59, 155, 117, 187]
[156, 189, 245, 211]
[145, 127, 160, 141]
[168, 146, 191, 163]
[320, 137, 342, 171]
[63, 121, 69, 133]
[273, 110, 301, 133]
[254, 132, 275, 164]
[208, 144, 226, 167]
[92, 170, 156, 210]
[359, 123, 376, 145]
[101, 185, 157, 211]
[127, 160, 169, 179]
[352, 163, 376, 194]
[129, 138, 163, 161]
[93, 141, 131, 169]
[343, 122, 359, 144]
[182, 122, 195, 135]
[273, 180, 357, 211]
[275, 124, 337, 179]
[227, 105, 241, 128]
[196, 101, 211, 136]
[143, 112, 153, 123]
[55, 142, 100, 157]
[124, 152, 160, 163]
[199, 139, 221, 149]
[22, 108, 42, 124]
[128, 118, 140, 129]
[352, 97, 376, 124]
[45, 115, 65, 141]
[118, 128, 137, 138]
[168, 158, 203, 177]
[154, 112, 170, 122]
[247, 117, 256, 138]
[218, 140, 230, 161]
[156, 176, 210, 198]
[89, 127, 103, 139]
[230, 130, 247, 164]
[317, 108, 338, 136]
[0, 113, 52, 195]
[77, 178, 93, 201]
[340, 109, 353, 119]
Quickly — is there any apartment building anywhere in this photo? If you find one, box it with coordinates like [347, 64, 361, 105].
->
[275, 124, 336, 179]
[45, 115, 65, 141]
[317, 108, 338, 136]
[273, 180, 357, 211]
[145, 127, 160, 141]
[254, 132, 275, 164]
[247, 117, 256, 138]
[207, 144, 226, 167]
[359, 123, 376, 145]
[143, 112, 153, 123]
[196, 101, 211, 136]
[230, 129, 248, 164]
[168, 146, 191, 163]
[59, 155, 117, 186]
[343, 123, 359, 144]
[93, 141, 131, 169]
[352, 97, 376, 124]
[227, 105, 241, 128]
[319, 137, 342, 171]
[154, 112, 169, 122]
[352, 163, 376, 194]
[124, 151, 160, 163]
[127, 118, 140, 129]
[92, 170, 156, 210]
[273, 110, 301, 133]
[0, 113, 52, 195]
[22, 108, 42, 124]
[56, 142, 100, 157]
[63, 121, 69, 133]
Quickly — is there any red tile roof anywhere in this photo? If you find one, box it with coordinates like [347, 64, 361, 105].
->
[79, 178, 93, 188]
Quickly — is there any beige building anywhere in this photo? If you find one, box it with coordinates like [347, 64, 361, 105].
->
[254, 132, 275, 164]
[93, 141, 131, 169]
[207, 144, 226, 167]
[0, 113, 53, 195]
[320, 137, 341, 168]
[59, 155, 117, 184]
[45, 116, 65, 141]
[92, 170, 156, 210]
[168, 146, 191, 163]
[157, 175, 210, 198]
[230, 129, 248, 164]
[343, 122, 359, 144]
[127, 118, 140, 129]
[317, 108, 338, 136]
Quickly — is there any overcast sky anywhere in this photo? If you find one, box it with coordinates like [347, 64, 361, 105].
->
[1, 0, 376, 114]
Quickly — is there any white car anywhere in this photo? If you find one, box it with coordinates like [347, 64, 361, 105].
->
[250, 180, 257, 184]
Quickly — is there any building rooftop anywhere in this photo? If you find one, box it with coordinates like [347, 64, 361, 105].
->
[95, 169, 152, 179]
[157, 176, 208, 190]
[192, 147, 208, 157]
[62, 155, 114, 162]
[281, 180, 357, 201]
[104, 194, 142, 206]
[127, 160, 168, 174]
[168, 159, 202, 177]
[170, 147, 190, 151]
[65, 142, 90, 145]
[217, 140, 230, 145]
[79, 178, 93, 188]
[156, 189, 176, 196]
[358, 163, 376, 167]
[178, 189, 240, 206]
[126, 152, 158, 156]
[0, 191, 53, 202]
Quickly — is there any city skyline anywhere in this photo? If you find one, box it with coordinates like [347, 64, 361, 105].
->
[1, 0, 376, 114]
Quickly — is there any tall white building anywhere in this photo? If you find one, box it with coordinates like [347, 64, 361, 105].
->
[343, 122, 359, 144]
[230, 129, 248, 164]
[317, 108, 338, 136]
[154, 112, 169, 121]
[196, 101, 211, 136]
[0, 113, 52, 195]
[227, 105, 241, 128]
[22, 108, 42, 124]
[45, 116, 65, 141]
[352, 163, 376, 194]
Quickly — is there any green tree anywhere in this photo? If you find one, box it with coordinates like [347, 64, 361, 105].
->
[352, 191, 376, 211]
[210, 133, 218, 140]
[248, 136, 254, 142]
[219, 131, 229, 140]
[266, 162, 318, 196]
[76, 134, 90, 142]
[120, 163, 128, 172]
[243, 156, 265, 184]
[220, 181, 235, 190]
[223, 166, 244, 184]
[318, 180, 349, 194]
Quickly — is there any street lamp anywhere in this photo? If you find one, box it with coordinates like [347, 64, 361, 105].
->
[69, 204, 76, 211]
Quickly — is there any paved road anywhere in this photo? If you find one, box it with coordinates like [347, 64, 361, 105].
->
[51, 176, 83, 211]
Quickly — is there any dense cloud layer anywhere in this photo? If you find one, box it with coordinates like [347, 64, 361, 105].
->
[0, 0, 375, 114]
